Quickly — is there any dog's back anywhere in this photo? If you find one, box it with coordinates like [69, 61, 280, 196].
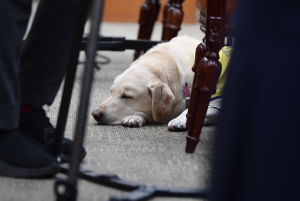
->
[134, 35, 200, 86]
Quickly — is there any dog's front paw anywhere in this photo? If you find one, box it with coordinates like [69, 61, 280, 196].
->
[122, 115, 146, 127]
[167, 109, 188, 131]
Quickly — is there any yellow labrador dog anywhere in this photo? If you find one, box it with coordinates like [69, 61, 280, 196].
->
[92, 36, 221, 131]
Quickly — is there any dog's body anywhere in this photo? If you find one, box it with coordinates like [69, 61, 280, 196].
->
[92, 36, 220, 131]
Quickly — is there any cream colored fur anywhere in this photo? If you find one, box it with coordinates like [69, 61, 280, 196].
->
[92, 36, 220, 130]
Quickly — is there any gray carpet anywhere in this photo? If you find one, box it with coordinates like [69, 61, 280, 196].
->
[0, 21, 215, 201]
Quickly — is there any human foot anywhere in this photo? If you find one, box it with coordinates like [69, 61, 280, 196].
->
[19, 104, 86, 162]
[0, 130, 58, 178]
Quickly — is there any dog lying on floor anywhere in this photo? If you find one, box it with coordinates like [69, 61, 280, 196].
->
[92, 36, 225, 131]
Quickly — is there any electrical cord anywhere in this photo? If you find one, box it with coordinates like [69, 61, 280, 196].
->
[78, 52, 111, 70]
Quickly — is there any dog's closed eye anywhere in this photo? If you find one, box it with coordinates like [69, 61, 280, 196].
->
[121, 94, 132, 99]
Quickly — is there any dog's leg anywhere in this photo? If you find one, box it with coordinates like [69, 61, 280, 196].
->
[168, 98, 222, 131]
[122, 115, 146, 127]
[168, 109, 188, 131]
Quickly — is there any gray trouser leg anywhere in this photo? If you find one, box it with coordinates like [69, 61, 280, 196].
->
[0, 0, 31, 130]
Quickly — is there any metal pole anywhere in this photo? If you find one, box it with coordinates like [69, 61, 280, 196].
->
[68, 0, 104, 184]
[49, 0, 92, 159]
[56, 0, 105, 200]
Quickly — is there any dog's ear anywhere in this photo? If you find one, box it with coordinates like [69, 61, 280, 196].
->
[148, 82, 175, 122]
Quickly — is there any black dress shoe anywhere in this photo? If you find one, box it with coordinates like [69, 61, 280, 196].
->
[19, 107, 86, 163]
[0, 130, 58, 178]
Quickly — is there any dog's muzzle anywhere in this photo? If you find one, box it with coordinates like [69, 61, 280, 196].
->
[92, 109, 104, 122]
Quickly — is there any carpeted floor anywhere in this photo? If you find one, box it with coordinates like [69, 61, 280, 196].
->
[0, 11, 215, 200]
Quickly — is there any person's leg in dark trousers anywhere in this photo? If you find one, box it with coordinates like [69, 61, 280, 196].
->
[210, 0, 300, 201]
[0, 0, 57, 178]
[20, 0, 82, 107]
[0, 0, 31, 130]
[18, 0, 87, 160]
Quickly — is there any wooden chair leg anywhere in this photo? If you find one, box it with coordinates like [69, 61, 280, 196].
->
[161, 0, 184, 41]
[134, 0, 161, 60]
[185, 0, 226, 153]
[186, 39, 207, 129]
[161, 0, 172, 39]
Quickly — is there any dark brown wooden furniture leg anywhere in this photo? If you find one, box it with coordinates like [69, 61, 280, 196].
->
[134, 0, 161, 60]
[161, 0, 184, 40]
[186, 0, 226, 153]
[161, 0, 172, 39]
[186, 39, 207, 129]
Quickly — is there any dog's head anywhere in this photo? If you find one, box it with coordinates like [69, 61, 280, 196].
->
[92, 66, 175, 125]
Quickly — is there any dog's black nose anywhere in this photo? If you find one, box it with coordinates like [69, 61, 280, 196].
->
[92, 109, 103, 121]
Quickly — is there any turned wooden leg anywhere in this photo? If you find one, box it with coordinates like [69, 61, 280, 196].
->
[186, 58, 222, 153]
[134, 0, 161, 60]
[185, 0, 226, 153]
[186, 39, 207, 129]
[161, 0, 172, 39]
[161, 0, 184, 41]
